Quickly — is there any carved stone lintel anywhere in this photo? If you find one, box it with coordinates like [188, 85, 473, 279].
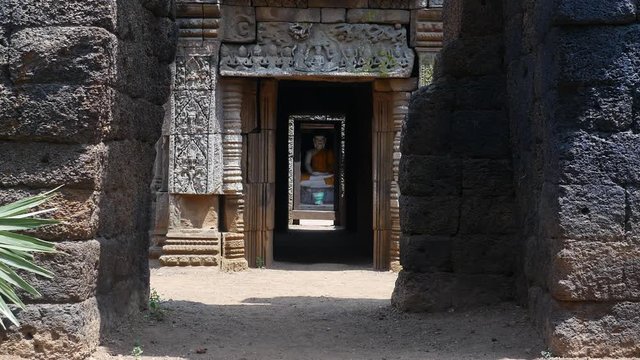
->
[220, 23, 414, 78]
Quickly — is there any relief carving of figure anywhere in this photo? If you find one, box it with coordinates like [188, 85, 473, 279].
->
[236, 46, 251, 69]
[265, 44, 279, 69]
[252, 45, 267, 69]
[305, 44, 326, 71]
[340, 46, 357, 71]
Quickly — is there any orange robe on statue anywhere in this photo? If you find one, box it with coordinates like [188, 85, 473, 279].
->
[302, 149, 335, 185]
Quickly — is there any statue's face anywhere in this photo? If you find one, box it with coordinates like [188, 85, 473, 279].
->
[313, 136, 326, 150]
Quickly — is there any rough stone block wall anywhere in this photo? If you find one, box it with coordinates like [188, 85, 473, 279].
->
[506, 0, 640, 356]
[0, 1, 176, 358]
[392, 0, 517, 311]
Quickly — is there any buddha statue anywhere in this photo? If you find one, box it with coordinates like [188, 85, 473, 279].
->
[301, 135, 334, 185]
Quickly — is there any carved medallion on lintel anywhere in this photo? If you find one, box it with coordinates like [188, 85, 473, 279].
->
[220, 23, 414, 78]
[221, 6, 256, 43]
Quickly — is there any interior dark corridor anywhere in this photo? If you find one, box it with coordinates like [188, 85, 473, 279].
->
[274, 81, 373, 264]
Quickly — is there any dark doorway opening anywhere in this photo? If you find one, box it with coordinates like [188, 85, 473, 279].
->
[274, 81, 373, 264]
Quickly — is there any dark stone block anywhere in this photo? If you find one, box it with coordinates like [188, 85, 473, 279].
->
[100, 140, 156, 191]
[443, 0, 503, 38]
[115, 41, 173, 104]
[455, 75, 506, 110]
[399, 155, 461, 196]
[96, 235, 149, 329]
[541, 183, 626, 241]
[439, 35, 504, 77]
[9, 27, 117, 85]
[391, 271, 514, 312]
[556, 25, 640, 86]
[98, 185, 152, 238]
[110, 92, 165, 142]
[555, 131, 640, 186]
[0, 85, 114, 144]
[399, 195, 460, 235]
[7, 0, 117, 30]
[556, 85, 633, 132]
[0, 297, 100, 360]
[459, 196, 516, 235]
[530, 289, 640, 357]
[401, 82, 455, 156]
[462, 159, 514, 196]
[550, 239, 640, 301]
[451, 111, 511, 159]
[20, 240, 100, 304]
[451, 234, 515, 275]
[0, 188, 99, 241]
[399, 235, 452, 272]
[555, 0, 637, 25]
[0, 142, 104, 189]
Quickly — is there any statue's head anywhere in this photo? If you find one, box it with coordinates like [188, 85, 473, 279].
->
[313, 135, 326, 150]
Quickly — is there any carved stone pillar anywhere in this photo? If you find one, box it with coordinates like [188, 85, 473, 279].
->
[373, 91, 394, 271]
[161, 1, 224, 266]
[245, 80, 277, 268]
[373, 79, 416, 271]
[220, 78, 249, 271]
[391, 91, 411, 272]
[411, 6, 443, 86]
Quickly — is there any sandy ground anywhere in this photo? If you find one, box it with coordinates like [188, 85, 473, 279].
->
[91, 261, 548, 360]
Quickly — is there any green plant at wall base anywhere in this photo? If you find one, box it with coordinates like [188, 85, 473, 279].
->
[0, 188, 59, 329]
[131, 341, 143, 359]
[146, 288, 165, 321]
[540, 350, 554, 359]
[256, 256, 265, 269]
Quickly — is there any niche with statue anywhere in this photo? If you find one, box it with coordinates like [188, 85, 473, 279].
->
[288, 115, 345, 227]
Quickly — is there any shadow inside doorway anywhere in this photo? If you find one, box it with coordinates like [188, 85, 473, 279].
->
[274, 229, 372, 265]
[274, 81, 374, 266]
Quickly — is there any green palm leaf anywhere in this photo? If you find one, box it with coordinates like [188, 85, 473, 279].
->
[0, 189, 58, 329]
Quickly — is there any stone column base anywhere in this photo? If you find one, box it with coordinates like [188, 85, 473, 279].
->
[220, 258, 249, 272]
[158, 230, 220, 266]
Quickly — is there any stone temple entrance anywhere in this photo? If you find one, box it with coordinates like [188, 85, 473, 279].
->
[147, 1, 443, 271]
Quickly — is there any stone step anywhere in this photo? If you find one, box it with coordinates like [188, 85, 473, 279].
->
[165, 230, 219, 240]
[164, 239, 219, 246]
[159, 255, 218, 266]
[161, 245, 220, 255]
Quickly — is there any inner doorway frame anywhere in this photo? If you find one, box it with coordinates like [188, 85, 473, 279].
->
[240, 78, 414, 271]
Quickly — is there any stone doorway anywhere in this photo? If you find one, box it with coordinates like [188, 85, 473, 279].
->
[273, 81, 373, 264]
[150, 2, 429, 272]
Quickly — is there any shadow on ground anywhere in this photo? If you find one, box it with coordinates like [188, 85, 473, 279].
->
[95, 297, 545, 360]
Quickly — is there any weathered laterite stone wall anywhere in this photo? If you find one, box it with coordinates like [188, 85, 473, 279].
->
[393, 0, 516, 311]
[0, 1, 176, 358]
[397, 0, 640, 357]
[508, 0, 640, 357]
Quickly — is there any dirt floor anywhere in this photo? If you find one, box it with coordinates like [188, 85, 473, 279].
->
[91, 261, 548, 360]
